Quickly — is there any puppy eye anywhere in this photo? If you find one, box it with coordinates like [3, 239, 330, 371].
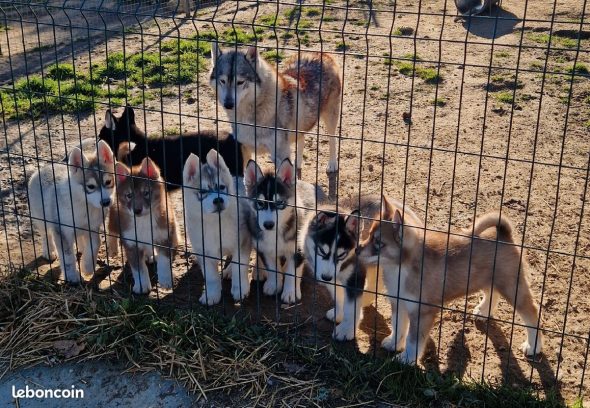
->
[337, 251, 348, 260]
[104, 180, 112, 187]
[143, 191, 150, 198]
[215, 184, 226, 191]
[236, 80, 245, 86]
[219, 79, 226, 85]
[255, 200, 265, 210]
[126, 192, 133, 200]
[373, 237, 384, 251]
[87, 184, 96, 191]
[316, 247, 329, 258]
[275, 201, 287, 210]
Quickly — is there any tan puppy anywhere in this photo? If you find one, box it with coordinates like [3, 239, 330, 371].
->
[358, 196, 543, 364]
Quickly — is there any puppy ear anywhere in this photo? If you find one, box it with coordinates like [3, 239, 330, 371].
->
[345, 210, 362, 238]
[245, 46, 259, 65]
[183, 153, 201, 183]
[104, 109, 117, 131]
[115, 162, 130, 184]
[391, 209, 403, 241]
[314, 211, 337, 228]
[381, 195, 395, 221]
[68, 147, 85, 173]
[139, 157, 160, 180]
[244, 160, 263, 191]
[277, 158, 294, 187]
[121, 105, 136, 125]
[97, 140, 114, 165]
[206, 149, 229, 172]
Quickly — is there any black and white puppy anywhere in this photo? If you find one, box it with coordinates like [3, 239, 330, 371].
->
[98, 106, 252, 190]
[244, 159, 324, 304]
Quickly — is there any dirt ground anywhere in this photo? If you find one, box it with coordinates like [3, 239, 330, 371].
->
[1, 0, 589, 404]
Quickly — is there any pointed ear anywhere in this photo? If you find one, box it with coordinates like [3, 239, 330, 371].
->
[183, 153, 201, 183]
[104, 109, 117, 131]
[314, 211, 336, 228]
[245, 46, 259, 65]
[345, 210, 362, 237]
[244, 160, 263, 191]
[211, 41, 221, 61]
[206, 149, 229, 172]
[391, 209, 403, 241]
[121, 106, 136, 125]
[97, 140, 114, 165]
[381, 195, 395, 221]
[68, 147, 84, 172]
[277, 158, 294, 187]
[139, 158, 160, 180]
[115, 162, 130, 184]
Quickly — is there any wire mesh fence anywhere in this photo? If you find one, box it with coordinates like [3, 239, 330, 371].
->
[0, 0, 589, 403]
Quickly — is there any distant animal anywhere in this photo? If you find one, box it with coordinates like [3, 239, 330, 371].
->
[244, 159, 325, 304]
[358, 195, 543, 364]
[28, 140, 115, 284]
[455, 0, 500, 15]
[183, 149, 253, 305]
[108, 158, 179, 294]
[209, 44, 342, 180]
[97, 106, 252, 190]
[300, 196, 422, 340]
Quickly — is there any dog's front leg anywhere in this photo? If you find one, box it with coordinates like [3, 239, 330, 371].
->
[156, 243, 174, 290]
[281, 256, 302, 304]
[333, 291, 362, 341]
[80, 230, 100, 278]
[199, 252, 223, 305]
[397, 306, 436, 365]
[325, 282, 345, 323]
[53, 227, 80, 285]
[127, 247, 152, 294]
[382, 300, 410, 353]
[230, 244, 251, 302]
[261, 253, 283, 296]
[268, 129, 292, 168]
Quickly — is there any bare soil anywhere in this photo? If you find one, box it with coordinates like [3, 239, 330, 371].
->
[1, 0, 589, 404]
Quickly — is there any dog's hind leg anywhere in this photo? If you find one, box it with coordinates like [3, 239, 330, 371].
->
[230, 242, 251, 302]
[321, 100, 340, 199]
[37, 221, 57, 262]
[295, 132, 305, 179]
[53, 227, 80, 285]
[473, 287, 500, 319]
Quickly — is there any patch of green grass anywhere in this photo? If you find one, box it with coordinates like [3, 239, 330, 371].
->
[257, 13, 279, 27]
[433, 97, 447, 107]
[0, 273, 565, 408]
[219, 27, 262, 45]
[495, 91, 514, 104]
[370, 85, 380, 91]
[335, 41, 348, 52]
[304, 7, 322, 17]
[46, 63, 78, 81]
[284, 5, 301, 20]
[495, 50, 510, 58]
[528, 32, 579, 48]
[567, 62, 589, 76]
[296, 19, 313, 30]
[281, 31, 294, 40]
[393, 26, 414, 36]
[530, 61, 544, 71]
[393, 56, 442, 84]
[262, 49, 285, 62]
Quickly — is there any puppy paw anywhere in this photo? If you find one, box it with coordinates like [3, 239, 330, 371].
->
[107, 245, 120, 260]
[325, 308, 343, 323]
[199, 286, 222, 305]
[332, 323, 355, 341]
[231, 282, 250, 302]
[326, 160, 339, 174]
[42, 250, 58, 262]
[132, 281, 152, 295]
[396, 348, 418, 365]
[521, 338, 543, 358]
[381, 334, 405, 353]
[157, 273, 173, 290]
[281, 287, 300, 304]
[473, 302, 494, 321]
[263, 280, 279, 296]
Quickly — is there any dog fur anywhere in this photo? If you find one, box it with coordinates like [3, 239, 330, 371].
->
[209, 45, 342, 176]
[98, 106, 251, 190]
[300, 196, 422, 340]
[183, 149, 253, 305]
[108, 158, 179, 294]
[28, 140, 115, 283]
[244, 159, 324, 304]
[358, 195, 543, 364]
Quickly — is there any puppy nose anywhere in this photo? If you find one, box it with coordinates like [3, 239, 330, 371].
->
[100, 198, 111, 207]
[263, 221, 275, 230]
[134, 208, 142, 215]
[321, 274, 332, 282]
[223, 101, 234, 110]
[213, 197, 224, 206]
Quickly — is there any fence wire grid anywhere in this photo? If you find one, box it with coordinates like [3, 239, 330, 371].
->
[0, 0, 589, 404]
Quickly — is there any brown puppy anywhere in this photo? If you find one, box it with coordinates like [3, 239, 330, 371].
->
[358, 195, 543, 364]
[108, 158, 179, 294]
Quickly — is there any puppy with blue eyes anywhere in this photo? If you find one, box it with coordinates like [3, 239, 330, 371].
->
[183, 149, 253, 305]
[244, 159, 325, 304]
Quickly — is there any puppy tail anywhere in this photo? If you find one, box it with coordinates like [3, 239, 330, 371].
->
[472, 211, 513, 241]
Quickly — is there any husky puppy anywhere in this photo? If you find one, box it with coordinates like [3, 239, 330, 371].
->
[244, 159, 324, 304]
[108, 158, 179, 294]
[358, 195, 543, 364]
[209, 45, 342, 178]
[300, 196, 422, 340]
[28, 140, 115, 283]
[98, 106, 252, 190]
[183, 150, 253, 305]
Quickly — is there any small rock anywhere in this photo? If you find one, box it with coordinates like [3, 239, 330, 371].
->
[402, 112, 411, 124]
[368, 164, 374, 172]
[187, 97, 196, 105]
